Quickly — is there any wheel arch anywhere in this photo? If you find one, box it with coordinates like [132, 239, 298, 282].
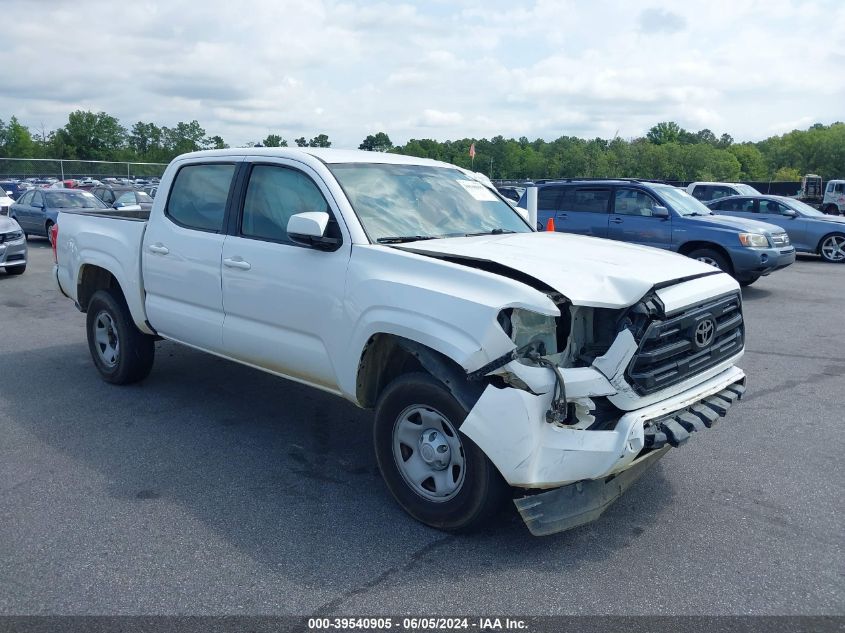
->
[356, 333, 485, 412]
[677, 241, 735, 274]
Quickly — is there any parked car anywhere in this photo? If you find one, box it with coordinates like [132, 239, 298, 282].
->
[90, 186, 154, 212]
[0, 191, 14, 216]
[0, 180, 29, 200]
[821, 180, 845, 216]
[686, 181, 760, 202]
[0, 215, 27, 274]
[56, 148, 748, 536]
[141, 185, 158, 199]
[10, 188, 109, 242]
[496, 186, 525, 203]
[517, 179, 794, 286]
[707, 195, 845, 263]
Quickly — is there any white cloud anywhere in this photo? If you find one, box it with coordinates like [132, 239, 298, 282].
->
[0, 0, 842, 148]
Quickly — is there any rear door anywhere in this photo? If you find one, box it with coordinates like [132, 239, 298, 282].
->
[142, 160, 239, 352]
[220, 158, 351, 391]
[556, 187, 611, 237]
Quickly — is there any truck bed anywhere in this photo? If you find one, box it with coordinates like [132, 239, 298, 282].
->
[59, 208, 151, 222]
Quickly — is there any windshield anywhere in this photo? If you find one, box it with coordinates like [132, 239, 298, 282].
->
[653, 185, 712, 216]
[328, 163, 531, 242]
[45, 191, 109, 209]
[781, 197, 826, 217]
[736, 184, 761, 195]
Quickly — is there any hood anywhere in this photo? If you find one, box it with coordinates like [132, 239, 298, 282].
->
[395, 232, 723, 308]
[693, 213, 784, 234]
[0, 215, 21, 233]
[0, 195, 13, 206]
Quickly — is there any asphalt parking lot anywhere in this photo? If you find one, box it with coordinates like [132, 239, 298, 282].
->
[1, 241, 843, 616]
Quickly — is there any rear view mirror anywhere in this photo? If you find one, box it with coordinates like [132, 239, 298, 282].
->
[652, 205, 670, 218]
[287, 211, 341, 251]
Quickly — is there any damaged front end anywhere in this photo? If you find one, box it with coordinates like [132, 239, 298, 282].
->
[459, 287, 747, 536]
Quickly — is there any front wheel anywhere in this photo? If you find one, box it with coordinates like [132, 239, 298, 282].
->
[373, 373, 507, 532]
[687, 248, 732, 275]
[824, 205, 841, 216]
[86, 289, 155, 384]
[45, 221, 54, 245]
[819, 234, 845, 263]
[4, 265, 25, 275]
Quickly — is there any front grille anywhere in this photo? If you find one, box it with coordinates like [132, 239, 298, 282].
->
[626, 292, 744, 395]
[771, 232, 790, 247]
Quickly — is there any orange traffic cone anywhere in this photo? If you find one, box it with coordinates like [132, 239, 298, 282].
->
[545, 217, 556, 232]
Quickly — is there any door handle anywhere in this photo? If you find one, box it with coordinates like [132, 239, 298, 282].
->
[610, 217, 624, 224]
[223, 257, 251, 271]
[148, 243, 169, 255]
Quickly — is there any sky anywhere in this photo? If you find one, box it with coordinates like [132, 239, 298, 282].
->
[2, 0, 843, 148]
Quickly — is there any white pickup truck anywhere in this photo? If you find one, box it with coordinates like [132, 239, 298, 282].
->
[55, 148, 747, 536]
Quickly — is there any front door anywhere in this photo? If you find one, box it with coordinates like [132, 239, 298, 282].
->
[220, 159, 351, 391]
[607, 187, 672, 249]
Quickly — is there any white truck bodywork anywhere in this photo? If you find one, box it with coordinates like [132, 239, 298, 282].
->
[55, 148, 747, 534]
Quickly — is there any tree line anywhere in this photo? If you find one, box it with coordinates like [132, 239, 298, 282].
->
[1, 109, 842, 181]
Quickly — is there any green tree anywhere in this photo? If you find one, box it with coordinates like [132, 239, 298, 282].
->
[308, 133, 331, 148]
[773, 166, 801, 181]
[359, 132, 393, 152]
[262, 134, 287, 147]
[294, 136, 308, 147]
[53, 110, 127, 160]
[647, 121, 682, 145]
[0, 116, 36, 157]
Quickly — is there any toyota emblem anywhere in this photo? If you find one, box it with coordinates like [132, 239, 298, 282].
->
[694, 318, 716, 348]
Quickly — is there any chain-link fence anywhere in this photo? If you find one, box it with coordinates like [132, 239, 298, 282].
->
[0, 158, 168, 180]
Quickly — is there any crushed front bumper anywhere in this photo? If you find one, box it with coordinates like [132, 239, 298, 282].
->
[514, 375, 745, 535]
[461, 364, 746, 535]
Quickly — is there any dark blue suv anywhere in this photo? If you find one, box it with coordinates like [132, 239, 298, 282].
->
[517, 179, 796, 286]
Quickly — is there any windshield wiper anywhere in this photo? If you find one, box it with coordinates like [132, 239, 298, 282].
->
[463, 228, 516, 237]
[376, 235, 438, 244]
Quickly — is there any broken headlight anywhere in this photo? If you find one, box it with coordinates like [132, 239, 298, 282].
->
[497, 308, 558, 357]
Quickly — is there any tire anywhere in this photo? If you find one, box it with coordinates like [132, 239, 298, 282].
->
[738, 275, 759, 287]
[5, 265, 25, 275]
[687, 248, 732, 274]
[45, 220, 54, 245]
[86, 289, 155, 384]
[373, 372, 507, 532]
[824, 205, 840, 216]
[818, 234, 845, 263]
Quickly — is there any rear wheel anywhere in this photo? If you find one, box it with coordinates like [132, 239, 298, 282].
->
[45, 220, 54, 245]
[688, 248, 731, 274]
[86, 289, 155, 384]
[819, 234, 845, 263]
[373, 372, 507, 532]
[824, 205, 841, 216]
[738, 275, 759, 287]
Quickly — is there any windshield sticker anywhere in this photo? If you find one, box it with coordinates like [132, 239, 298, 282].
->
[457, 179, 498, 202]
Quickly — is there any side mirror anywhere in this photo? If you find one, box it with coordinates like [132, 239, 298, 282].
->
[287, 211, 341, 251]
[652, 205, 670, 218]
[783, 209, 798, 218]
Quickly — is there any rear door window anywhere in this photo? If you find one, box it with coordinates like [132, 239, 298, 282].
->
[537, 187, 562, 210]
[562, 188, 611, 213]
[166, 163, 236, 232]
